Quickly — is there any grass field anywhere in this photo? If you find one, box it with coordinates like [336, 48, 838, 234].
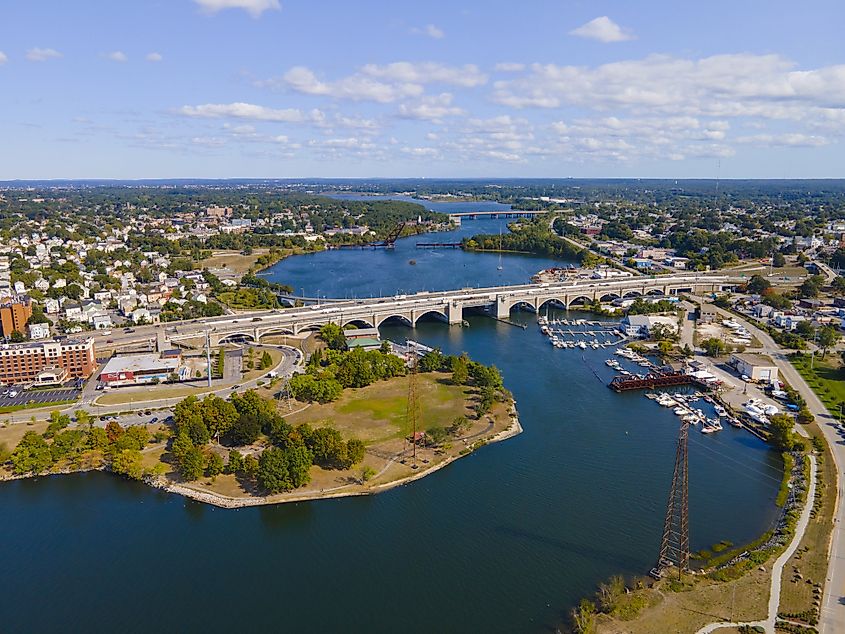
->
[778, 424, 835, 623]
[199, 250, 268, 278]
[286, 372, 471, 444]
[791, 354, 845, 416]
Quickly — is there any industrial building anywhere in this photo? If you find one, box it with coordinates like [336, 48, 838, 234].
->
[0, 338, 96, 385]
[99, 352, 182, 386]
[730, 353, 779, 384]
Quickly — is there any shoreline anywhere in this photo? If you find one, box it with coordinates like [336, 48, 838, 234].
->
[148, 405, 523, 509]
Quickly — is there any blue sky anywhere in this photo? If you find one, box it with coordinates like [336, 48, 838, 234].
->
[2, 0, 844, 179]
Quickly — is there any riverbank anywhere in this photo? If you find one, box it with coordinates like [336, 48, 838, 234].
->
[149, 406, 523, 509]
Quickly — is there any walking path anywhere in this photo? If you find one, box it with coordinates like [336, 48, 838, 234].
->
[696, 453, 817, 634]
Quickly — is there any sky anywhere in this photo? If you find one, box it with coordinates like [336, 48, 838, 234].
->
[2, 0, 845, 179]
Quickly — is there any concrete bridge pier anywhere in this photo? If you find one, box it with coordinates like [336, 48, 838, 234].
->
[448, 301, 464, 325]
[496, 296, 510, 320]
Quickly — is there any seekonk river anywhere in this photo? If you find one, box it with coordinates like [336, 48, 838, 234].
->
[1, 198, 782, 633]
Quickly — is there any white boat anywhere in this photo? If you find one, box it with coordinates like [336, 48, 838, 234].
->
[578, 341, 587, 349]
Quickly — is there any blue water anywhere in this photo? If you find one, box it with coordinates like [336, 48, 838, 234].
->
[0, 197, 783, 634]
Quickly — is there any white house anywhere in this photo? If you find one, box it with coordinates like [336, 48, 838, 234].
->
[28, 322, 50, 340]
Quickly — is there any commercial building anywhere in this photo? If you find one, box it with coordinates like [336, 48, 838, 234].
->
[344, 327, 382, 351]
[0, 295, 33, 337]
[0, 338, 96, 385]
[621, 315, 679, 338]
[99, 352, 182, 386]
[730, 353, 779, 383]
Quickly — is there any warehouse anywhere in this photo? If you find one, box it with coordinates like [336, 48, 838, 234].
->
[100, 353, 182, 386]
[730, 353, 779, 384]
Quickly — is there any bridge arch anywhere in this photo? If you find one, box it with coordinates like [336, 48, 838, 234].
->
[622, 290, 642, 299]
[376, 314, 414, 328]
[506, 300, 537, 314]
[567, 295, 593, 308]
[646, 288, 665, 296]
[599, 292, 621, 302]
[218, 332, 257, 344]
[343, 318, 375, 329]
[537, 297, 568, 311]
[414, 310, 448, 325]
[258, 327, 295, 341]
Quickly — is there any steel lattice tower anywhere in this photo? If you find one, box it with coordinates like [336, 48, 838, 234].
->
[406, 344, 420, 468]
[653, 419, 690, 579]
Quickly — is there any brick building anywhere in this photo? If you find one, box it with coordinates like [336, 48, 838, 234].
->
[0, 295, 32, 337]
[0, 338, 96, 385]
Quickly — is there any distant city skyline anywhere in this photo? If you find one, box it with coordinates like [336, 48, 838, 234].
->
[2, 0, 844, 179]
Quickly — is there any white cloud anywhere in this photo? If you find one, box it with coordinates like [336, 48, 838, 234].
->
[398, 93, 464, 121]
[570, 16, 635, 43]
[411, 24, 445, 39]
[495, 62, 525, 72]
[361, 62, 487, 87]
[0, 51, 7, 65]
[279, 66, 423, 103]
[736, 133, 829, 147]
[193, 0, 280, 17]
[104, 51, 128, 63]
[146, 52, 163, 62]
[178, 102, 315, 122]
[26, 48, 62, 62]
[492, 54, 845, 123]
[402, 146, 441, 158]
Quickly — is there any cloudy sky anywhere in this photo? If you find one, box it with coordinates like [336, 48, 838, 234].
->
[2, 0, 844, 179]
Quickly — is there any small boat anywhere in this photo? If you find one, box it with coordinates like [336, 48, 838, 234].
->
[578, 341, 587, 349]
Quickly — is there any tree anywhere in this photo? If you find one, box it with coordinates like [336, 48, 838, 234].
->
[229, 414, 263, 446]
[105, 420, 124, 444]
[426, 426, 448, 447]
[418, 348, 445, 372]
[205, 452, 224, 477]
[115, 425, 149, 452]
[259, 350, 273, 370]
[772, 252, 786, 268]
[832, 276, 845, 296]
[769, 413, 796, 450]
[818, 325, 840, 359]
[657, 340, 673, 357]
[346, 439, 366, 466]
[10, 432, 54, 475]
[225, 449, 244, 474]
[75, 410, 91, 429]
[746, 275, 771, 295]
[702, 337, 727, 357]
[799, 274, 824, 299]
[571, 599, 597, 634]
[319, 323, 347, 351]
[111, 449, 144, 480]
[257, 447, 292, 493]
[452, 353, 469, 385]
[199, 394, 239, 440]
[177, 444, 206, 481]
[797, 408, 815, 425]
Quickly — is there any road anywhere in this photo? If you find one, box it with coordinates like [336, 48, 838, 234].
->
[693, 298, 845, 634]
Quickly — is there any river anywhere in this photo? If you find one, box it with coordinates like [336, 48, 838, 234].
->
[0, 197, 782, 633]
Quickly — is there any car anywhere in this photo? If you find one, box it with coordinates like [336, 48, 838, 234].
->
[150, 417, 159, 423]
[106, 339, 114, 343]
[144, 410, 152, 416]
[95, 385, 104, 390]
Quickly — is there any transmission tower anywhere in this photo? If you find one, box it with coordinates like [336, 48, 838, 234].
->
[653, 419, 690, 580]
[405, 342, 420, 469]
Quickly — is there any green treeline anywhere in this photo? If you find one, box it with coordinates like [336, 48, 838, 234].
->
[462, 219, 587, 263]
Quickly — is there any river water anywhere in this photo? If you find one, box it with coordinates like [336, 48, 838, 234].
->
[0, 197, 782, 633]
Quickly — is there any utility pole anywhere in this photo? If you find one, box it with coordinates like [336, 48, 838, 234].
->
[652, 419, 690, 580]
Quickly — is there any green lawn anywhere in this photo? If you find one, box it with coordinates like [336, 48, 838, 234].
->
[791, 354, 845, 417]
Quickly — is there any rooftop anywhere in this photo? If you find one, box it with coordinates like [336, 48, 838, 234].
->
[101, 354, 180, 375]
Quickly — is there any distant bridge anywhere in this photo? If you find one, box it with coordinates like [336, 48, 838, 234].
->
[139, 274, 739, 346]
[448, 209, 548, 221]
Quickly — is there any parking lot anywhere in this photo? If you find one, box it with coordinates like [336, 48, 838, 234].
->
[92, 409, 173, 428]
[0, 388, 80, 408]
